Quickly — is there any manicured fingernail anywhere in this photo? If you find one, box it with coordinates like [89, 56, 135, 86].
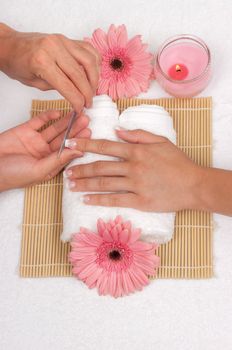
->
[65, 139, 77, 149]
[63, 169, 72, 178]
[80, 195, 90, 204]
[68, 181, 76, 189]
[115, 126, 127, 131]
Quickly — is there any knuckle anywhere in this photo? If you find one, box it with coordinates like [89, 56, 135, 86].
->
[76, 94, 85, 106]
[80, 138, 90, 152]
[44, 172, 53, 181]
[108, 196, 118, 207]
[96, 140, 108, 154]
[45, 34, 62, 44]
[30, 49, 47, 68]
[93, 161, 104, 175]
[83, 41, 94, 51]
[97, 177, 108, 190]
[84, 55, 95, 66]
[75, 165, 85, 178]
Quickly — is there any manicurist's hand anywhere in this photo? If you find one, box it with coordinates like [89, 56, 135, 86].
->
[64, 129, 203, 212]
[0, 111, 91, 191]
[0, 23, 101, 111]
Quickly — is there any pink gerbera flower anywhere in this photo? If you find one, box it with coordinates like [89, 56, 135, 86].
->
[69, 216, 160, 298]
[85, 24, 153, 100]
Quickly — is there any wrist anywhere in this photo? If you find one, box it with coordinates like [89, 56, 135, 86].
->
[0, 23, 16, 72]
[188, 165, 211, 211]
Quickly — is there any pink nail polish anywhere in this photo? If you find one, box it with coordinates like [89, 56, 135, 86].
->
[115, 126, 127, 131]
[64, 169, 72, 178]
[68, 181, 76, 189]
[80, 195, 90, 203]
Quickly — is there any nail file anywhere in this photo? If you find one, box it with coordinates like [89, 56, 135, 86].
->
[57, 111, 77, 158]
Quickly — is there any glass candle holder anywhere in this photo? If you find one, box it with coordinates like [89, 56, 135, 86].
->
[154, 35, 211, 97]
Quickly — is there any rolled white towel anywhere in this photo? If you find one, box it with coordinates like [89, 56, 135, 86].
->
[61, 96, 176, 244]
[117, 104, 176, 243]
[61, 95, 119, 241]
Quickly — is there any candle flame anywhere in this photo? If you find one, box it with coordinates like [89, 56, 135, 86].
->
[175, 64, 181, 72]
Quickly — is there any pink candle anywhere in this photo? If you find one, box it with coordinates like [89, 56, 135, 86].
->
[154, 35, 211, 97]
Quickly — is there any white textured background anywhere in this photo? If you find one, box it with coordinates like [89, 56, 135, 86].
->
[1, 1, 232, 349]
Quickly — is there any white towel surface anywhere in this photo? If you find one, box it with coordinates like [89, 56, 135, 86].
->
[62, 96, 176, 243]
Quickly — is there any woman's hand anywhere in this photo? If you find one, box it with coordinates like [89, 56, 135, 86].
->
[64, 129, 203, 212]
[0, 110, 90, 191]
[0, 23, 101, 111]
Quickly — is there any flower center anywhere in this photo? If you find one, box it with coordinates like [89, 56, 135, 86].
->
[110, 58, 124, 71]
[108, 249, 121, 261]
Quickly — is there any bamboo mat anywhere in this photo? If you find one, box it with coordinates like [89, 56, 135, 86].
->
[20, 97, 213, 279]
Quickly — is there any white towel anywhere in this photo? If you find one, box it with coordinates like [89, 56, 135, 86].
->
[61, 95, 176, 244]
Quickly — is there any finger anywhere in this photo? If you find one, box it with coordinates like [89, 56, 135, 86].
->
[49, 119, 90, 152]
[65, 138, 132, 159]
[29, 110, 61, 130]
[116, 129, 168, 144]
[64, 40, 100, 93]
[56, 47, 94, 107]
[35, 149, 84, 182]
[81, 193, 140, 209]
[68, 177, 131, 192]
[38, 60, 85, 112]
[66, 161, 129, 179]
[42, 113, 89, 143]
[74, 128, 91, 139]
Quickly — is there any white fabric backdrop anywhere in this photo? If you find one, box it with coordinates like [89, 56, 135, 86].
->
[0, 1, 232, 349]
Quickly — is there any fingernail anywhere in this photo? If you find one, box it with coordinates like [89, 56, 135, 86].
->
[65, 139, 77, 149]
[80, 195, 90, 204]
[115, 126, 127, 131]
[68, 181, 76, 190]
[63, 169, 72, 178]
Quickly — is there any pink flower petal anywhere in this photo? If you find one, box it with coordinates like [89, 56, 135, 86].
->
[130, 241, 155, 251]
[110, 226, 118, 241]
[129, 228, 141, 244]
[85, 267, 103, 289]
[120, 229, 130, 244]
[116, 24, 128, 47]
[109, 271, 117, 297]
[102, 229, 113, 242]
[108, 81, 118, 100]
[91, 28, 109, 53]
[96, 271, 109, 295]
[97, 79, 110, 95]
[107, 24, 118, 49]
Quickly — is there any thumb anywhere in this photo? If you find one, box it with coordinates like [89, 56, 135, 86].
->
[35, 149, 83, 182]
[116, 129, 168, 144]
